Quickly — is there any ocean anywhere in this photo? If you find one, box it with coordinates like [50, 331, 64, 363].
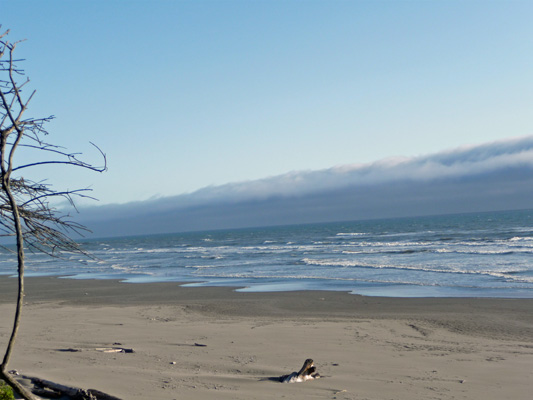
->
[1, 209, 533, 298]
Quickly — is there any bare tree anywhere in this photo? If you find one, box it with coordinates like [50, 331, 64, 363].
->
[0, 28, 106, 399]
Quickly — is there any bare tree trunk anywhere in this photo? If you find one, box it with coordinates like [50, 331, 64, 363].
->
[0, 51, 39, 400]
[0, 213, 38, 399]
[0, 29, 105, 400]
[0, 166, 39, 400]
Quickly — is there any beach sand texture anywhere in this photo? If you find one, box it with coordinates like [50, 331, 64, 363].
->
[1, 277, 532, 399]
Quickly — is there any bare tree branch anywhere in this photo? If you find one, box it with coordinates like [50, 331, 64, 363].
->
[0, 28, 106, 400]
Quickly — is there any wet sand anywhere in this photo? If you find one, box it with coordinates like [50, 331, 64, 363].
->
[1, 276, 532, 399]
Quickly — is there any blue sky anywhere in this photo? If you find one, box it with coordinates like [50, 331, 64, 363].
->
[2, 0, 532, 207]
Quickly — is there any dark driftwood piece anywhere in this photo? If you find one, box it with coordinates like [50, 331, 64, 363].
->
[26, 377, 123, 400]
[279, 358, 321, 383]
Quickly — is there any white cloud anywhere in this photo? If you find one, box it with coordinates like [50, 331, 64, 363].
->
[173, 135, 533, 204]
[78, 136, 533, 236]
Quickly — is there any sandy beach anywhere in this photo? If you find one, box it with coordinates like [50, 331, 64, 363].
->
[0, 277, 532, 400]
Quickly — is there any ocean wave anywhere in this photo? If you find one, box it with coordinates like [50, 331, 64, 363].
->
[342, 249, 428, 255]
[340, 248, 521, 256]
[300, 258, 533, 283]
[434, 248, 518, 255]
[509, 236, 533, 242]
[142, 248, 182, 254]
[185, 265, 220, 269]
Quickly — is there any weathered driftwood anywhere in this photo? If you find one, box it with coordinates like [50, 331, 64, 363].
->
[27, 377, 123, 400]
[86, 389, 123, 400]
[0, 370, 39, 400]
[57, 347, 135, 354]
[279, 358, 321, 383]
[31, 387, 62, 399]
[94, 347, 134, 354]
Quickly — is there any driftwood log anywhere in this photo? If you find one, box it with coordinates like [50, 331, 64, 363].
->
[24, 376, 123, 400]
[57, 347, 135, 354]
[279, 358, 320, 383]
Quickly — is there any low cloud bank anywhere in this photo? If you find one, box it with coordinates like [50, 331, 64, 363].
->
[78, 136, 533, 237]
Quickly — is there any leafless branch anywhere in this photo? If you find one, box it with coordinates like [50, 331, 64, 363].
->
[1, 28, 106, 399]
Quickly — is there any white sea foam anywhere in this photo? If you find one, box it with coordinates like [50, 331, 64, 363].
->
[509, 236, 533, 243]
[299, 257, 531, 282]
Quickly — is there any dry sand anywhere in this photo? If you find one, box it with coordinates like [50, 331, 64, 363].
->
[1, 276, 532, 399]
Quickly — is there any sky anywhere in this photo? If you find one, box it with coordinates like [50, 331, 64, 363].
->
[1, 0, 533, 234]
